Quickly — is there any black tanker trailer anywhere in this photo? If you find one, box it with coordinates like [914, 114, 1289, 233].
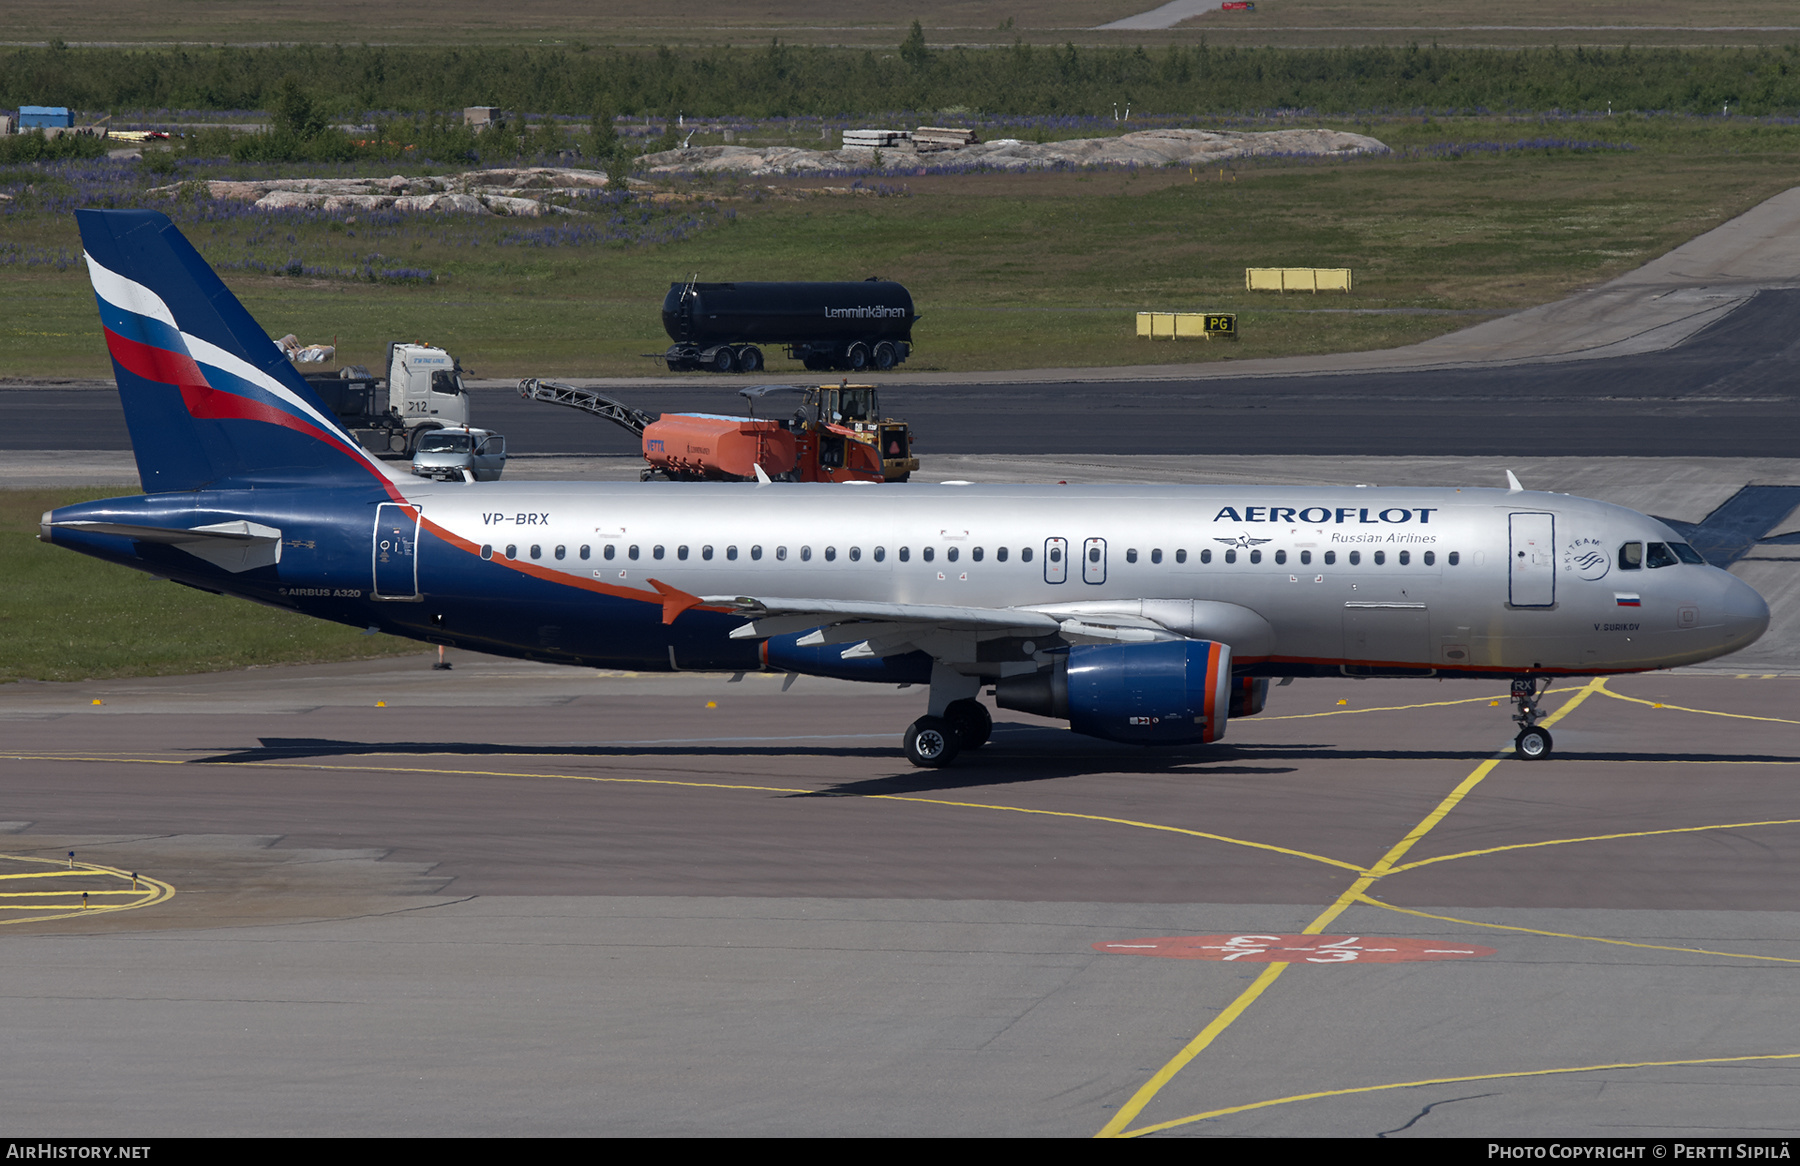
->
[660, 278, 917, 373]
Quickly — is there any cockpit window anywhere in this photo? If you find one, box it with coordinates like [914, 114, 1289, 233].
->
[1618, 542, 1643, 570]
[1645, 542, 1679, 569]
[1669, 542, 1705, 565]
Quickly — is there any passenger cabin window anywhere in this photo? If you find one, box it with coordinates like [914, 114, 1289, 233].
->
[1349, 551, 1360, 565]
[1398, 550, 1409, 565]
[628, 545, 640, 560]
[800, 546, 811, 562]
[1125, 549, 1138, 564]
[825, 547, 837, 562]
[1448, 551, 1460, 566]
[1151, 549, 1162, 564]
[530, 545, 542, 560]
[1176, 549, 1187, 564]
[1646, 542, 1679, 569]
[481, 544, 492, 560]
[751, 545, 762, 560]
[702, 546, 713, 560]
[874, 547, 886, 562]
[1199, 549, 1210, 564]
[1423, 551, 1434, 566]
[1249, 549, 1261, 564]
[899, 547, 909, 562]
[678, 546, 689, 560]
[554, 545, 566, 560]
[505, 545, 516, 559]
[653, 546, 665, 560]
[946, 547, 958, 562]
[1021, 547, 1033, 563]
[579, 546, 590, 560]
[996, 547, 1008, 562]
[604, 544, 615, 560]
[1373, 551, 1384, 565]
[1224, 549, 1237, 564]
[726, 546, 737, 560]
[1619, 542, 1643, 570]
[848, 547, 859, 562]
[1274, 549, 1286, 565]
[1324, 551, 1336, 565]
[777, 547, 788, 561]
[972, 547, 983, 562]
[923, 547, 935, 562]
[1300, 550, 1312, 565]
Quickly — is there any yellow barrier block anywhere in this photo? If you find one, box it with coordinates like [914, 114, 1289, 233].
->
[1245, 267, 1353, 293]
[1136, 311, 1238, 340]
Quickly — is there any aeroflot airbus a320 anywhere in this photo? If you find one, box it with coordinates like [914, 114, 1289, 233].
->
[43, 210, 1771, 766]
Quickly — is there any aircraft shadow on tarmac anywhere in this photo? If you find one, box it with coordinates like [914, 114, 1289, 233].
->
[196, 732, 1800, 780]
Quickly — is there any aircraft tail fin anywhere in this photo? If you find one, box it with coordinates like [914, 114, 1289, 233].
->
[76, 208, 399, 494]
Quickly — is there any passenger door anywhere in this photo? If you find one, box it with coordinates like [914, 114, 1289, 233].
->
[373, 503, 421, 600]
[1509, 512, 1555, 607]
[1044, 537, 1068, 584]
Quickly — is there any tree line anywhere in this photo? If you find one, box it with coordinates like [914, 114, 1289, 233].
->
[4, 40, 1800, 120]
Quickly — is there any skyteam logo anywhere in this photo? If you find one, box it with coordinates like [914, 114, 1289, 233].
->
[1563, 536, 1610, 581]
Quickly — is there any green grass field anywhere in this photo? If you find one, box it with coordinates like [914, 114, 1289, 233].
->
[4, 0, 1797, 47]
[0, 489, 422, 683]
[6, 115, 1800, 379]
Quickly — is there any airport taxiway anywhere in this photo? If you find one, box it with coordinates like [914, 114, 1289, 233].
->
[3, 658, 1798, 1136]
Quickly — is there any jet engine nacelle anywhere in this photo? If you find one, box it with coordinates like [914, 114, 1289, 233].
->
[995, 639, 1233, 745]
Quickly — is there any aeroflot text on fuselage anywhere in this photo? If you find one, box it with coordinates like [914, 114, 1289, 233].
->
[1213, 506, 1439, 524]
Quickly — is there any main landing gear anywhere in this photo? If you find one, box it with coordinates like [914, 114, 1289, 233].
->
[1510, 677, 1553, 760]
[903, 665, 992, 768]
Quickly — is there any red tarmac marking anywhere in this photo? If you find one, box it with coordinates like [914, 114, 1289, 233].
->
[1094, 934, 1496, 964]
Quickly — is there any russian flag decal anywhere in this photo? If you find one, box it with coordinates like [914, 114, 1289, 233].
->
[1614, 593, 1641, 607]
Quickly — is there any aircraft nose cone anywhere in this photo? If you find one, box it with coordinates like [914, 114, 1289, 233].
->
[1720, 574, 1771, 649]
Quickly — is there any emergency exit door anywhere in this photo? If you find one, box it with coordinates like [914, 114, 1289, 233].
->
[1509, 512, 1555, 607]
[373, 503, 421, 600]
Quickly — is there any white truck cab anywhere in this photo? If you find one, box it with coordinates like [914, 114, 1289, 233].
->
[387, 343, 471, 430]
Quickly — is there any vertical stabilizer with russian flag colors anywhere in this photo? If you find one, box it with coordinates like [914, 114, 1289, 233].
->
[76, 208, 405, 494]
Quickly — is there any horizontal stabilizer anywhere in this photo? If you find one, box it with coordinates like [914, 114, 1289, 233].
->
[48, 518, 282, 573]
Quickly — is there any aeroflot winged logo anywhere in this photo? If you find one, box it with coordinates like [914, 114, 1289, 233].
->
[1215, 534, 1274, 550]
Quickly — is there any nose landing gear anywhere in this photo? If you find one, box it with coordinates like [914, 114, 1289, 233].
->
[1511, 677, 1553, 759]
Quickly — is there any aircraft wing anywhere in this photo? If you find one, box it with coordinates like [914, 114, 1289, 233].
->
[708, 594, 1184, 662]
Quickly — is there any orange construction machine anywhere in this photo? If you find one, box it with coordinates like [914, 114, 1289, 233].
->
[517, 379, 918, 484]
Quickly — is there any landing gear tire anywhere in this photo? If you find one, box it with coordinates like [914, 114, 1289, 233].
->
[736, 345, 763, 373]
[944, 699, 992, 750]
[1514, 726, 1553, 760]
[872, 341, 897, 371]
[904, 716, 960, 768]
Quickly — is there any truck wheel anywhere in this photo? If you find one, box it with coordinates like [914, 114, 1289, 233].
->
[872, 342, 897, 371]
[709, 347, 737, 373]
[845, 342, 870, 372]
[736, 346, 763, 373]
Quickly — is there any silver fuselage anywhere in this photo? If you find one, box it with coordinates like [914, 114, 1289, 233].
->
[409, 481, 1769, 677]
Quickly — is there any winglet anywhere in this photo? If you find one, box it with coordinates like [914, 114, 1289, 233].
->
[647, 578, 705, 624]
[753, 463, 772, 485]
[1505, 470, 1524, 493]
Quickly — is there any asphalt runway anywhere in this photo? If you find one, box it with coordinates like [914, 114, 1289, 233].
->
[4, 658, 1799, 1137]
[9, 287, 1800, 458]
